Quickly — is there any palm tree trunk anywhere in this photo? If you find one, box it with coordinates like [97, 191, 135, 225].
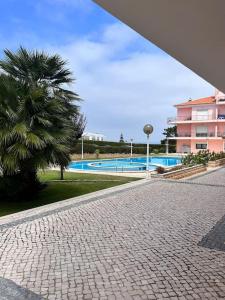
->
[60, 165, 64, 180]
[17, 166, 42, 200]
[23, 168, 39, 189]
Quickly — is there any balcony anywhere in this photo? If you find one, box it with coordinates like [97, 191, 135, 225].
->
[217, 114, 225, 120]
[177, 132, 215, 137]
[217, 132, 225, 138]
[167, 116, 192, 123]
[169, 132, 225, 139]
[167, 114, 225, 124]
[195, 132, 215, 137]
[176, 133, 191, 137]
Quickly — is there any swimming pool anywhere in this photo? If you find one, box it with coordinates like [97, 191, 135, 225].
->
[68, 156, 181, 172]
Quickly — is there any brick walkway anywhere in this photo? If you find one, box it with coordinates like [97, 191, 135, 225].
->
[0, 169, 225, 299]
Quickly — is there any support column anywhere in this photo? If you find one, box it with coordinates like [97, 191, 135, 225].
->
[166, 139, 169, 154]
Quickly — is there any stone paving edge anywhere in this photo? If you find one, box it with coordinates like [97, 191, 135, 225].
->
[0, 178, 154, 229]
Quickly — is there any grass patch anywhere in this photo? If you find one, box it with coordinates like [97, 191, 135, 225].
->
[38, 170, 133, 181]
[0, 171, 139, 217]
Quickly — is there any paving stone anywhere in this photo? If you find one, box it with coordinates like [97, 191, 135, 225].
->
[0, 169, 225, 299]
[0, 276, 44, 299]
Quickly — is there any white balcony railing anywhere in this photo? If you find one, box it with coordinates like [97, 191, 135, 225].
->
[175, 132, 225, 138]
[167, 114, 225, 124]
[217, 132, 225, 138]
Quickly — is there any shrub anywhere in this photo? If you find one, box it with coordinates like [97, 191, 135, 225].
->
[156, 166, 165, 174]
[72, 141, 168, 155]
[152, 149, 159, 154]
[208, 151, 225, 161]
[0, 173, 44, 201]
[95, 149, 100, 159]
[182, 150, 225, 166]
[169, 165, 183, 172]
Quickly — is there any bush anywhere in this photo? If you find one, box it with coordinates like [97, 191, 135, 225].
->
[208, 151, 225, 161]
[182, 150, 225, 166]
[169, 165, 183, 172]
[71, 140, 173, 155]
[0, 173, 44, 201]
[95, 149, 100, 159]
[156, 165, 183, 175]
[152, 149, 160, 154]
[156, 166, 165, 174]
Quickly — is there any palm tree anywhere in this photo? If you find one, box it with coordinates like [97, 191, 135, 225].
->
[0, 47, 81, 200]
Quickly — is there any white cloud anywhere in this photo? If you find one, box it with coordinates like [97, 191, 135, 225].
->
[51, 23, 213, 143]
[102, 22, 139, 50]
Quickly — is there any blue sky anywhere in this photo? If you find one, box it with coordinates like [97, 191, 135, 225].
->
[0, 0, 213, 143]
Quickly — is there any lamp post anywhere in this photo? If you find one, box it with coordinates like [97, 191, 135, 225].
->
[130, 138, 133, 157]
[166, 138, 169, 155]
[81, 136, 84, 159]
[143, 124, 154, 178]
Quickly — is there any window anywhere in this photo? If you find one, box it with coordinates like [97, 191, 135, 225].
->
[194, 109, 209, 121]
[182, 145, 191, 153]
[196, 126, 208, 137]
[196, 143, 207, 150]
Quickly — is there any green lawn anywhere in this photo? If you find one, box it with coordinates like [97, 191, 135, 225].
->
[0, 171, 139, 217]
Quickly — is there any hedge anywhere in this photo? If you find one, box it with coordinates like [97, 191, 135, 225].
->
[72, 141, 176, 154]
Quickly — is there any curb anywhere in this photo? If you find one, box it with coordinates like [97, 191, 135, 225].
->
[0, 178, 153, 229]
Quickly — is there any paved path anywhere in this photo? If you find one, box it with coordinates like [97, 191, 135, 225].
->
[0, 277, 44, 300]
[0, 169, 225, 299]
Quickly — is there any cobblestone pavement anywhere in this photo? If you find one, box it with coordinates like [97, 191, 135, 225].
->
[0, 169, 225, 299]
[0, 276, 44, 300]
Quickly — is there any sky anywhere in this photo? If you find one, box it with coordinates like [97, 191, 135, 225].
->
[0, 0, 213, 143]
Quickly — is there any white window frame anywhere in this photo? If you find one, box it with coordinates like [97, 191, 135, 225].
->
[196, 142, 208, 150]
[196, 126, 208, 137]
[194, 109, 209, 121]
[182, 144, 191, 153]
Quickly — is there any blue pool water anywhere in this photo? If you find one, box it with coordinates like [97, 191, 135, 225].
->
[69, 156, 181, 172]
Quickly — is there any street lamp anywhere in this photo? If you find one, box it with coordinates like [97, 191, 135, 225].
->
[166, 138, 169, 155]
[143, 124, 154, 178]
[130, 138, 133, 157]
[81, 133, 87, 160]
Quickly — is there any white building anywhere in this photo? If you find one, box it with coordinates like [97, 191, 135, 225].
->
[82, 132, 105, 142]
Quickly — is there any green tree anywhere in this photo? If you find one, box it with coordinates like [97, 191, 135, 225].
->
[161, 126, 177, 153]
[162, 126, 177, 138]
[119, 133, 124, 143]
[0, 47, 81, 200]
[60, 113, 87, 180]
[70, 114, 87, 146]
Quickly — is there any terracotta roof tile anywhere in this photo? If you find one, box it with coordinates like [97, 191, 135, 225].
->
[175, 96, 215, 106]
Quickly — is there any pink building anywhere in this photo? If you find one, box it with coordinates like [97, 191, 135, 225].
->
[168, 90, 225, 153]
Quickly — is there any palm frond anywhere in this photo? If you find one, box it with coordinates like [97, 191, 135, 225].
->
[7, 143, 31, 160]
[0, 47, 82, 176]
[26, 132, 46, 149]
[12, 123, 27, 139]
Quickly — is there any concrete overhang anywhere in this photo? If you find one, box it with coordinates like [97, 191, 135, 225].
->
[93, 0, 225, 92]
